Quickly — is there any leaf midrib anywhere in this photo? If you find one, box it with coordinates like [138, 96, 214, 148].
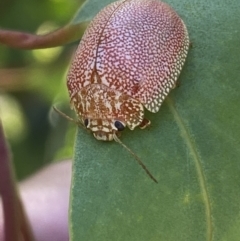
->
[166, 97, 213, 241]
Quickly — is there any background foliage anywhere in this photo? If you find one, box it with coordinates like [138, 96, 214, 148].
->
[0, 0, 82, 179]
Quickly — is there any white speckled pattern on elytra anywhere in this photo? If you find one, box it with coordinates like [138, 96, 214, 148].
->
[67, 0, 189, 141]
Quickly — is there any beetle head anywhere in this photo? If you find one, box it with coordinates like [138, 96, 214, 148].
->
[70, 84, 145, 141]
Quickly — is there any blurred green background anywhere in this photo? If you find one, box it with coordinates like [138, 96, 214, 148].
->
[0, 0, 84, 180]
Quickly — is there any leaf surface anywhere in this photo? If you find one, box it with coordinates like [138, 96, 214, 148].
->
[69, 0, 240, 240]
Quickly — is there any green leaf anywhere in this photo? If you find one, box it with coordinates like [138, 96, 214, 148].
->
[69, 0, 240, 240]
[71, 0, 115, 24]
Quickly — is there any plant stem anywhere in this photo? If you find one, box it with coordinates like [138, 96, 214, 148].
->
[0, 121, 35, 241]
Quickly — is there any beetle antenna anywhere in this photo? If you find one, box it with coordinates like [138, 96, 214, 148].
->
[53, 106, 157, 183]
[53, 106, 83, 127]
[53, 106, 76, 123]
[113, 134, 158, 183]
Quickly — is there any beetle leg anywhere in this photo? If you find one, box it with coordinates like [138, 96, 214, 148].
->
[139, 118, 151, 129]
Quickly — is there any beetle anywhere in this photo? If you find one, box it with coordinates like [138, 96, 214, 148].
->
[64, 0, 189, 182]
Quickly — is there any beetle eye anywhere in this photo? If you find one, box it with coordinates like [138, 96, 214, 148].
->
[84, 119, 89, 127]
[114, 120, 125, 131]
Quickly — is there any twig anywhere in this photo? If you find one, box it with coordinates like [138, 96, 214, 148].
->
[0, 121, 35, 241]
[0, 23, 87, 50]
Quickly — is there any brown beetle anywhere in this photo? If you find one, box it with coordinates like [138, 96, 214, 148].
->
[64, 0, 189, 182]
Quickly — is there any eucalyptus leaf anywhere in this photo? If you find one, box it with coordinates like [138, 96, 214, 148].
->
[71, 0, 116, 24]
[69, 0, 240, 240]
